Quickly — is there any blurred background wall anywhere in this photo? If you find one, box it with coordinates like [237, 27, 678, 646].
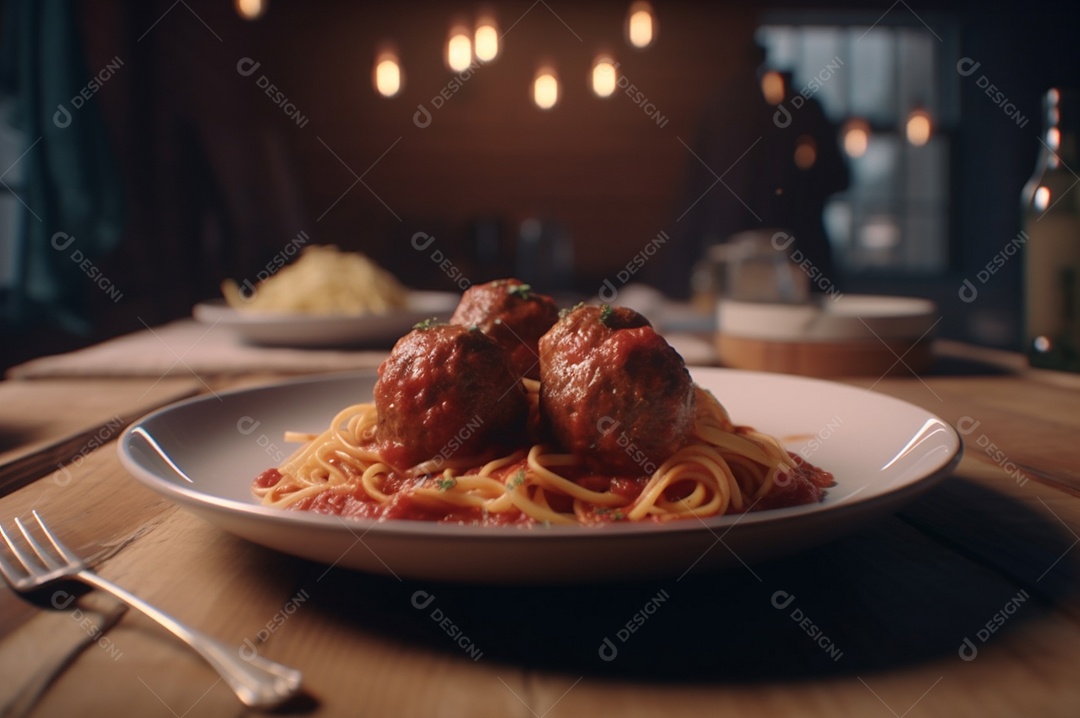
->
[2, 0, 1080, 370]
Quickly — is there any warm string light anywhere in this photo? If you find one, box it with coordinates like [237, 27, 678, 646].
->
[373, 46, 402, 98]
[794, 135, 817, 169]
[842, 118, 870, 158]
[760, 70, 784, 105]
[375, 8, 656, 107]
[474, 15, 500, 62]
[906, 108, 932, 146]
[626, 1, 656, 49]
[591, 55, 618, 98]
[533, 67, 559, 110]
[446, 24, 473, 72]
[235, 0, 266, 20]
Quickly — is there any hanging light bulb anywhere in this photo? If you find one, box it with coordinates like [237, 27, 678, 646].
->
[625, 1, 656, 49]
[446, 23, 472, 72]
[373, 45, 403, 98]
[906, 108, 932, 146]
[794, 135, 817, 169]
[591, 55, 617, 98]
[842, 118, 871, 158]
[474, 14, 500, 63]
[235, 0, 266, 20]
[760, 70, 784, 105]
[533, 66, 559, 110]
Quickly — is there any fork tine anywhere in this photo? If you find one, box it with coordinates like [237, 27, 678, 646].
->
[2, 522, 38, 569]
[2, 513, 302, 706]
[0, 524, 30, 584]
[14, 516, 64, 572]
[31, 510, 82, 565]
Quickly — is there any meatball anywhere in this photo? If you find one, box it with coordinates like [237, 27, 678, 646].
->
[539, 305, 695, 474]
[450, 278, 559, 380]
[374, 323, 529, 471]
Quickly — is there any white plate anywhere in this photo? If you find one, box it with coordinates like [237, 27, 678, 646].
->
[117, 368, 961, 584]
[192, 291, 459, 347]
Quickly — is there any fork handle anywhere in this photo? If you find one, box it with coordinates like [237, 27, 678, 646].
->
[77, 570, 302, 708]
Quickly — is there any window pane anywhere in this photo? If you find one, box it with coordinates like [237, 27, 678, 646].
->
[759, 20, 951, 275]
[846, 135, 902, 270]
[849, 28, 895, 123]
[906, 137, 946, 202]
[798, 28, 847, 118]
[851, 133, 900, 199]
[898, 29, 937, 118]
[903, 138, 948, 271]
[757, 26, 799, 70]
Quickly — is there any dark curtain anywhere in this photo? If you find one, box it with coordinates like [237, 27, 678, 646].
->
[0, 0, 124, 333]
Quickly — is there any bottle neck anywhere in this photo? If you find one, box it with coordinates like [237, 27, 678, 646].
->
[1043, 89, 1078, 168]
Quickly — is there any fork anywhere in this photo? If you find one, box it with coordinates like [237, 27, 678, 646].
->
[0, 511, 303, 708]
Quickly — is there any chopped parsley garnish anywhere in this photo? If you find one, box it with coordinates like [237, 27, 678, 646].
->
[436, 478, 457, 491]
[599, 304, 614, 326]
[412, 317, 441, 330]
[508, 283, 532, 299]
[559, 301, 585, 320]
[507, 468, 527, 489]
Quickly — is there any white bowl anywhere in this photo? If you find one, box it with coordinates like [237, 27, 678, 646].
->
[717, 295, 937, 342]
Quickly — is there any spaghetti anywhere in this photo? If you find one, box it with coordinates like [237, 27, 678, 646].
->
[252, 381, 832, 525]
[222, 245, 407, 315]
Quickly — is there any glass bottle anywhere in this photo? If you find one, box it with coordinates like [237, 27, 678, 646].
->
[1023, 88, 1080, 371]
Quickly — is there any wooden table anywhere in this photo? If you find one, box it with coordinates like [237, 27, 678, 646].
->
[2, 340, 1080, 717]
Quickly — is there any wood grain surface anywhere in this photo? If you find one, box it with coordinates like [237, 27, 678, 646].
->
[0, 378, 201, 496]
[2, 347, 1080, 717]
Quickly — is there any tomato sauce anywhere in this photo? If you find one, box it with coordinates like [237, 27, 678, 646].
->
[253, 449, 832, 526]
[750, 454, 835, 512]
[254, 468, 282, 489]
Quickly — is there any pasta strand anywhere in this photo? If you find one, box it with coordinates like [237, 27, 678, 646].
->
[253, 385, 824, 523]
